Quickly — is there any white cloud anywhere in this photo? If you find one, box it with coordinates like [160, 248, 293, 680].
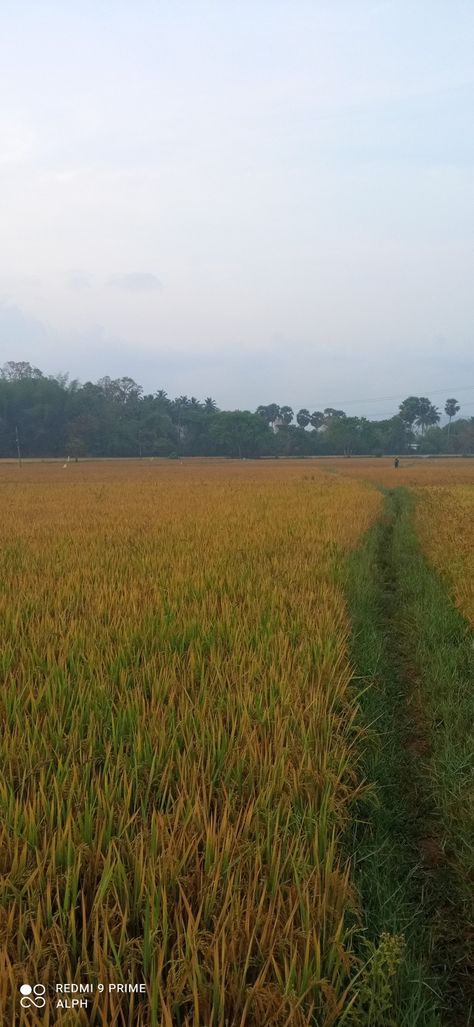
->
[107, 273, 162, 293]
[67, 270, 95, 290]
[0, 1, 472, 405]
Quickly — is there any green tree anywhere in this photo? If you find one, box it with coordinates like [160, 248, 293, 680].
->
[323, 408, 346, 424]
[1, 360, 43, 380]
[399, 396, 421, 427]
[97, 376, 143, 405]
[375, 415, 410, 455]
[309, 410, 325, 429]
[419, 426, 445, 454]
[445, 398, 460, 438]
[209, 411, 271, 458]
[415, 397, 440, 435]
[256, 403, 280, 430]
[279, 405, 294, 425]
[0, 361, 458, 459]
[296, 408, 310, 428]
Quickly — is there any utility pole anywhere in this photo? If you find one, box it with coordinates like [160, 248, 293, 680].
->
[15, 425, 22, 468]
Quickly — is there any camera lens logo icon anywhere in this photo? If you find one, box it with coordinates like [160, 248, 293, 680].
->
[20, 984, 46, 1009]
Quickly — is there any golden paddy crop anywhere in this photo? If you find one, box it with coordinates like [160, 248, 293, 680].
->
[414, 485, 474, 626]
[0, 460, 383, 1026]
[322, 456, 474, 489]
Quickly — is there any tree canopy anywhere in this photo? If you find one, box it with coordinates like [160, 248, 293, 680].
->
[0, 363, 470, 459]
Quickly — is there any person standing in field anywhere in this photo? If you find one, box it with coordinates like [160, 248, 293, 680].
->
[394, 457, 399, 468]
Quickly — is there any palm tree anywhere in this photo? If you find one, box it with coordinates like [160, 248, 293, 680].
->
[256, 404, 280, 429]
[296, 408, 310, 428]
[323, 408, 346, 423]
[415, 398, 440, 435]
[310, 410, 325, 430]
[445, 398, 460, 438]
[279, 406, 294, 425]
[171, 397, 190, 450]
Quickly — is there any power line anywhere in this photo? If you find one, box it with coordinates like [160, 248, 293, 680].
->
[308, 384, 474, 408]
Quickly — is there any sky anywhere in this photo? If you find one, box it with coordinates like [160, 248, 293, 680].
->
[1, 0, 473, 419]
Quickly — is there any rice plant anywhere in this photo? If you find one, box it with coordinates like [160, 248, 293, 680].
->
[1, 459, 383, 1025]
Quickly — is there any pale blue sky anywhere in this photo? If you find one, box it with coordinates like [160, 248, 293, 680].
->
[1, 1, 473, 417]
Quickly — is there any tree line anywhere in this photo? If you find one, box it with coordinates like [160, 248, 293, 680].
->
[0, 361, 472, 460]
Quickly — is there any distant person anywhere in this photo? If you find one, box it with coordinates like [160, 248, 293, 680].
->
[394, 457, 399, 469]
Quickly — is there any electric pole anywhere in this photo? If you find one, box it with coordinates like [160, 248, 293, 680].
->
[15, 425, 22, 468]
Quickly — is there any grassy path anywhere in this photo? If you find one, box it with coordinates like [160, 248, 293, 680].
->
[343, 487, 473, 1026]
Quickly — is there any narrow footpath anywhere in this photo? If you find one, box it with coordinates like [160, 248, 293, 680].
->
[344, 487, 473, 1027]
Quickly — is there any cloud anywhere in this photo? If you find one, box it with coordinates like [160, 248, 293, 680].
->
[0, 302, 49, 349]
[0, 118, 36, 166]
[67, 270, 95, 290]
[107, 273, 162, 293]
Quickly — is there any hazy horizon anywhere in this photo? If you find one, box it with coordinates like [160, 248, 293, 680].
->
[1, 1, 473, 418]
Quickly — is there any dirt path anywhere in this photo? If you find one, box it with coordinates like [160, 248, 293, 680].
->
[377, 489, 473, 1025]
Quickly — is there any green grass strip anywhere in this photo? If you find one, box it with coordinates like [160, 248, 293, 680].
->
[341, 487, 474, 1026]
